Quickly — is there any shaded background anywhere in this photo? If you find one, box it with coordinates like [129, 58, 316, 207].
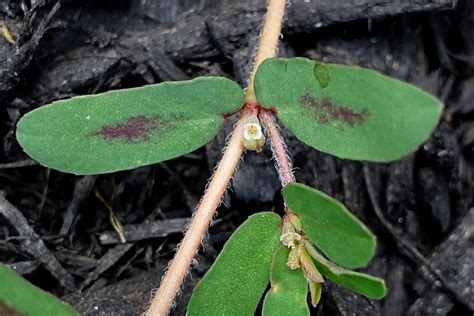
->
[0, 0, 473, 315]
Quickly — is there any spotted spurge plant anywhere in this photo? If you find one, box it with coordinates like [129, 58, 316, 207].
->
[8, 0, 443, 315]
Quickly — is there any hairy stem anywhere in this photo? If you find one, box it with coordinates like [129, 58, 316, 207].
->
[245, 0, 286, 103]
[146, 1, 287, 315]
[259, 110, 295, 187]
[146, 112, 251, 316]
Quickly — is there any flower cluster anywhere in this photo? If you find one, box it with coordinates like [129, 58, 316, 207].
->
[280, 213, 324, 307]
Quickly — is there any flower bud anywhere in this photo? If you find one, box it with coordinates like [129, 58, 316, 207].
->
[287, 212, 303, 232]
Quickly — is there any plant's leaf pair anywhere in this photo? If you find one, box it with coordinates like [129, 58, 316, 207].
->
[16, 58, 442, 175]
[0, 263, 78, 315]
[284, 182, 386, 300]
[283, 182, 375, 269]
[188, 183, 386, 315]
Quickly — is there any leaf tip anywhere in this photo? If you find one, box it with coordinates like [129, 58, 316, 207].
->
[372, 279, 388, 299]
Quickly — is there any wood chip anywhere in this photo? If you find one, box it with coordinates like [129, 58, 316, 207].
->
[0, 196, 77, 291]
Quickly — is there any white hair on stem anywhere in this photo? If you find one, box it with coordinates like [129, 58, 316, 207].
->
[259, 111, 295, 187]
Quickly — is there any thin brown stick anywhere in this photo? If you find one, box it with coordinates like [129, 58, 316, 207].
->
[259, 110, 295, 186]
[245, 0, 286, 103]
[146, 1, 287, 314]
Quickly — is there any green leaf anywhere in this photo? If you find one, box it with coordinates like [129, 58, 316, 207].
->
[254, 57, 442, 162]
[0, 263, 78, 316]
[187, 212, 281, 316]
[305, 242, 387, 299]
[17, 77, 243, 175]
[283, 182, 375, 268]
[263, 246, 310, 316]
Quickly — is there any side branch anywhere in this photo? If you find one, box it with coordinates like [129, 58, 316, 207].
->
[259, 110, 295, 186]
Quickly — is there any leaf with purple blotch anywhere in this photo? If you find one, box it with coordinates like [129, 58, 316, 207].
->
[254, 57, 442, 162]
[17, 77, 243, 174]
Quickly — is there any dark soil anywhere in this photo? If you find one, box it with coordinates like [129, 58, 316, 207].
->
[1, 1, 473, 315]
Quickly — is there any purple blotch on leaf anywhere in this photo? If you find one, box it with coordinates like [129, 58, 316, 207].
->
[299, 93, 369, 127]
[91, 114, 174, 143]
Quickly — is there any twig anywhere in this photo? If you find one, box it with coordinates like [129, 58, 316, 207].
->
[37, 168, 50, 215]
[146, 1, 287, 315]
[95, 190, 127, 244]
[0, 196, 77, 291]
[0, 159, 38, 169]
[60, 175, 97, 236]
[0, 1, 61, 96]
[7, 260, 40, 275]
[99, 218, 188, 245]
[79, 243, 133, 290]
[0, 24, 16, 45]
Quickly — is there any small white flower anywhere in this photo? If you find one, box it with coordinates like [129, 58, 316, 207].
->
[243, 116, 265, 151]
[243, 123, 263, 140]
[280, 232, 302, 248]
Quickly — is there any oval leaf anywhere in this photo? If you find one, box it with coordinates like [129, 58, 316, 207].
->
[263, 246, 310, 316]
[187, 212, 281, 316]
[283, 182, 375, 268]
[305, 242, 387, 299]
[254, 58, 442, 162]
[17, 77, 243, 175]
[0, 263, 78, 316]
